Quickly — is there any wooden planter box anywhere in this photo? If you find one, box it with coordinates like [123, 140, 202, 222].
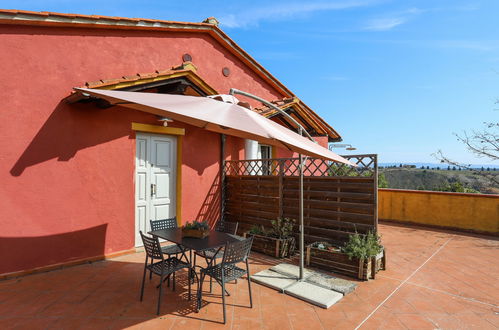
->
[306, 245, 386, 281]
[243, 233, 295, 258]
[182, 228, 209, 239]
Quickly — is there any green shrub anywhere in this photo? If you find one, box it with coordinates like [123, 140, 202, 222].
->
[248, 225, 266, 235]
[184, 220, 209, 231]
[269, 217, 295, 239]
[341, 232, 383, 260]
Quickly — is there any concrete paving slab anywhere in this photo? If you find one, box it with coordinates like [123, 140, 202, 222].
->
[284, 281, 343, 309]
[250, 269, 297, 292]
[269, 263, 313, 279]
[307, 272, 357, 295]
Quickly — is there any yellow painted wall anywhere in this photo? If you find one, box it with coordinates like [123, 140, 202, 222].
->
[379, 189, 499, 234]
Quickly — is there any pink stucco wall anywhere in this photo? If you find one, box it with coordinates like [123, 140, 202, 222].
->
[0, 24, 285, 274]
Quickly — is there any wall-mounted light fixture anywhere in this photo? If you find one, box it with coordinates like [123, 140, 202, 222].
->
[329, 143, 357, 151]
[157, 116, 173, 127]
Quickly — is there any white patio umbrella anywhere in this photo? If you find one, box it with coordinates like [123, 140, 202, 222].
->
[74, 88, 354, 279]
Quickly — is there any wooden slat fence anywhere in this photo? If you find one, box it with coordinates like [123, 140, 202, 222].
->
[223, 155, 378, 245]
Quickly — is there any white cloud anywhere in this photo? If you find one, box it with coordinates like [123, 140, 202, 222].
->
[363, 6, 424, 31]
[364, 17, 406, 31]
[219, 1, 370, 28]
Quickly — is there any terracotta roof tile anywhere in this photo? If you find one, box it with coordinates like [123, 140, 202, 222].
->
[80, 64, 202, 90]
[0, 9, 212, 27]
[85, 80, 105, 88]
[137, 72, 158, 79]
[121, 74, 140, 81]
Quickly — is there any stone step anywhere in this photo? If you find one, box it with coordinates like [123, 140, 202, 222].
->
[284, 281, 343, 309]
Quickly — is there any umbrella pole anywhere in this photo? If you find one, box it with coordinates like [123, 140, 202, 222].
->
[229, 88, 313, 281]
[299, 152, 304, 281]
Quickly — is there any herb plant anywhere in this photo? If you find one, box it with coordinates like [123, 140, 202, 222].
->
[269, 217, 295, 239]
[183, 220, 209, 231]
[248, 225, 266, 235]
[341, 232, 383, 260]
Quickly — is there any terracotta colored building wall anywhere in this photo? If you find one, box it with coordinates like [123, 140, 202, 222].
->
[0, 24, 284, 275]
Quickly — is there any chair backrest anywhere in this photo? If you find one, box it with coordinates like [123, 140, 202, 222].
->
[215, 221, 239, 235]
[222, 236, 253, 266]
[150, 217, 177, 231]
[140, 231, 164, 260]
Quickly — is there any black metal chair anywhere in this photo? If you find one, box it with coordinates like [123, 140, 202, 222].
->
[193, 221, 239, 290]
[195, 221, 239, 261]
[150, 217, 189, 282]
[139, 231, 191, 315]
[150, 217, 186, 255]
[196, 236, 254, 324]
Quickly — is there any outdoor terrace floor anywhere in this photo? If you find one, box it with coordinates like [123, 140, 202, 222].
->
[0, 223, 498, 329]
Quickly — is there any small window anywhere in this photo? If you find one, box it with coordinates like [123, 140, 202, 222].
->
[258, 144, 272, 175]
[258, 144, 271, 159]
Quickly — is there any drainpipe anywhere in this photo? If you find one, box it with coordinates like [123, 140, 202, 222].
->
[220, 134, 226, 222]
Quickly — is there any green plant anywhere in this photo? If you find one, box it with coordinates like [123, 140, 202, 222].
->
[183, 220, 209, 231]
[248, 225, 266, 235]
[341, 232, 383, 260]
[378, 173, 388, 188]
[269, 217, 295, 239]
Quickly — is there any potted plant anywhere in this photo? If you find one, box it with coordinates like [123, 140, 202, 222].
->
[182, 220, 210, 238]
[244, 218, 296, 258]
[306, 232, 386, 280]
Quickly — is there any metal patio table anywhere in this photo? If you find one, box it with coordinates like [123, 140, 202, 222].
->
[148, 227, 242, 299]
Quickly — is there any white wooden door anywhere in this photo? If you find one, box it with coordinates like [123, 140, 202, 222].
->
[135, 133, 177, 246]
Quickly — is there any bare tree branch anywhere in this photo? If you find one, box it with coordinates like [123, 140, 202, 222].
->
[433, 120, 499, 188]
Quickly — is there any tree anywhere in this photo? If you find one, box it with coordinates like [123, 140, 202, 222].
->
[378, 173, 388, 188]
[434, 120, 498, 186]
[437, 181, 479, 193]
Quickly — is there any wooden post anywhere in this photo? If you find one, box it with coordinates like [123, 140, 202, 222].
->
[371, 256, 376, 279]
[306, 245, 311, 266]
[358, 258, 364, 280]
[278, 159, 283, 219]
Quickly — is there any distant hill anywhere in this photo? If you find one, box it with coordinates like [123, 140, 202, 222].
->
[379, 162, 499, 170]
[379, 168, 499, 194]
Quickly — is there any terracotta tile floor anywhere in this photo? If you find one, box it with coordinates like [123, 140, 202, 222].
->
[0, 223, 498, 329]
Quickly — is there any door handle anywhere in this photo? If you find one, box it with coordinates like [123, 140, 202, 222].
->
[151, 183, 156, 197]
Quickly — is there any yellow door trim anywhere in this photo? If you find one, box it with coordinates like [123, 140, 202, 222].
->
[132, 123, 185, 136]
[176, 135, 183, 226]
[133, 123, 184, 226]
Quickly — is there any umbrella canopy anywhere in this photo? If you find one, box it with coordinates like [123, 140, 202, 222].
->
[74, 88, 353, 166]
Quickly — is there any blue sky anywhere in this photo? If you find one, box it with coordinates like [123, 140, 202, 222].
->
[2, 0, 498, 164]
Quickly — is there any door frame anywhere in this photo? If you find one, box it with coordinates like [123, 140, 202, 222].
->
[132, 123, 184, 227]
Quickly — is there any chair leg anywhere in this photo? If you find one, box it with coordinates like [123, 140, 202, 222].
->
[197, 272, 205, 312]
[173, 272, 176, 291]
[140, 265, 147, 301]
[209, 258, 215, 293]
[188, 268, 192, 301]
[157, 273, 165, 315]
[221, 279, 226, 324]
[246, 260, 253, 308]
[149, 258, 153, 280]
